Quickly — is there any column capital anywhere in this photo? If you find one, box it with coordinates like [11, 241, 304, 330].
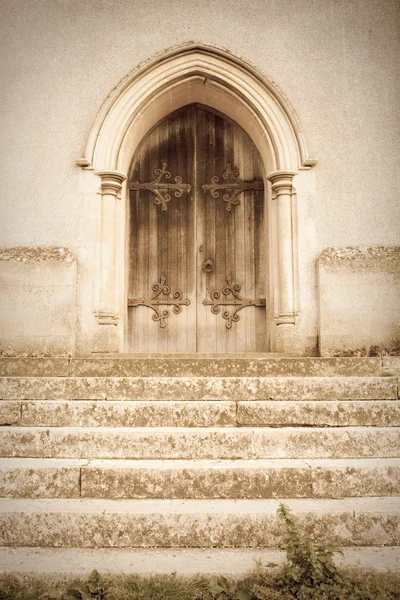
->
[267, 170, 297, 195]
[95, 170, 127, 196]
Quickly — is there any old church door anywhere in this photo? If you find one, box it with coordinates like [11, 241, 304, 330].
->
[127, 105, 267, 353]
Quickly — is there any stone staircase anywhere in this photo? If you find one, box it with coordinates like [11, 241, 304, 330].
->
[0, 355, 399, 576]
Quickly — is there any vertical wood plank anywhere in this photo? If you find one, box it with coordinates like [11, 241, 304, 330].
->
[185, 107, 196, 353]
[128, 107, 195, 353]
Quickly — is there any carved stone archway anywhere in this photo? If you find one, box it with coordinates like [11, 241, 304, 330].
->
[77, 42, 316, 353]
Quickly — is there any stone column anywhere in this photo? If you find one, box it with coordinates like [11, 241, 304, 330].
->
[267, 171, 298, 350]
[94, 170, 126, 326]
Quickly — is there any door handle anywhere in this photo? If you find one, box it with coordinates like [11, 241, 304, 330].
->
[202, 259, 215, 273]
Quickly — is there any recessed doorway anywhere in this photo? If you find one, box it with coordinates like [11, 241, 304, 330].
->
[127, 104, 267, 353]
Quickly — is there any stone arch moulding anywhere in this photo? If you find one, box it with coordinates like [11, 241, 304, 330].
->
[77, 42, 317, 353]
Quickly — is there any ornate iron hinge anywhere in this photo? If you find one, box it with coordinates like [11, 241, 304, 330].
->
[128, 276, 190, 328]
[202, 164, 264, 212]
[129, 163, 191, 212]
[203, 275, 266, 329]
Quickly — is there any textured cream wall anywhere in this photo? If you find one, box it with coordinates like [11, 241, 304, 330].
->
[0, 249, 76, 355]
[0, 0, 399, 249]
[318, 247, 400, 356]
[0, 0, 399, 354]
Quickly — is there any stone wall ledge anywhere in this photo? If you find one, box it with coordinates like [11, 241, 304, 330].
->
[0, 247, 74, 263]
[319, 245, 400, 263]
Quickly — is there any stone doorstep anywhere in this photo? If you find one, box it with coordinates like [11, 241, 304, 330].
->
[383, 356, 400, 376]
[0, 497, 399, 547]
[2, 399, 400, 428]
[0, 376, 398, 400]
[0, 358, 70, 378]
[1, 458, 400, 500]
[0, 356, 394, 378]
[1, 426, 399, 460]
[1, 546, 399, 575]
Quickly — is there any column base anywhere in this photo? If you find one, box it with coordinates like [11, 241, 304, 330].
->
[275, 323, 303, 355]
[91, 323, 121, 354]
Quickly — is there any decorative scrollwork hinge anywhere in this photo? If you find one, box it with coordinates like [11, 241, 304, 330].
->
[203, 275, 265, 329]
[202, 164, 264, 212]
[129, 163, 191, 212]
[128, 276, 190, 328]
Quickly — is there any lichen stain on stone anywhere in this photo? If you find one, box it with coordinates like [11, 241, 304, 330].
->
[319, 245, 400, 263]
[331, 343, 400, 358]
[0, 247, 74, 263]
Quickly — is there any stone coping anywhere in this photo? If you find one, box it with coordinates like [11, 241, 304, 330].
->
[319, 245, 400, 263]
[0, 247, 74, 263]
[0, 356, 397, 377]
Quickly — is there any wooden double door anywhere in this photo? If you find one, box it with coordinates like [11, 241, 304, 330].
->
[127, 104, 267, 353]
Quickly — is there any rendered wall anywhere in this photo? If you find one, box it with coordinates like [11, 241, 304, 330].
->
[0, 0, 399, 354]
[0, 248, 76, 355]
[318, 247, 400, 356]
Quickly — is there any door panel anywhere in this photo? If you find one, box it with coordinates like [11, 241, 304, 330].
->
[128, 107, 196, 352]
[128, 104, 266, 353]
[195, 107, 266, 352]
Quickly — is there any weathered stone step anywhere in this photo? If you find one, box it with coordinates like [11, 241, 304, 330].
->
[1, 458, 399, 499]
[0, 376, 397, 400]
[0, 459, 83, 498]
[1, 546, 399, 575]
[1, 356, 393, 378]
[0, 400, 236, 428]
[1, 427, 399, 459]
[237, 400, 400, 427]
[0, 497, 398, 548]
[81, 458, 400, 500]
[2, 399, 399, 428]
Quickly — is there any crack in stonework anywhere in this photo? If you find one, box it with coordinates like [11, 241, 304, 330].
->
[301, 459, 314, 498]
[79, 460, 91, 497]
[235, 401, 239, 428]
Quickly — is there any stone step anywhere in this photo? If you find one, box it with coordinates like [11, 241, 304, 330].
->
[237, 400, 400, 427]
[0, 376, 398, 400]
[2, 399, 399, 428]
[0, 497, 398, 548]
[1, 427, 399, 459]
[0, 400, 236, 428]
[1, 356, 394, 378]
[0, 459, 83, 499]
[1, 546, 399, 575]
[1, 458, 399, 499]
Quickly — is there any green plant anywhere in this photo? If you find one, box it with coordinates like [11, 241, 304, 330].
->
[278, 504, 340, 591]
[276, 503, 378, 600]
[63, 570, 104, 600]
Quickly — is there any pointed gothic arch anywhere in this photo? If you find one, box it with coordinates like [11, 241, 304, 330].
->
[77, 42, 316, 353]
[78, 42, 315, 174]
